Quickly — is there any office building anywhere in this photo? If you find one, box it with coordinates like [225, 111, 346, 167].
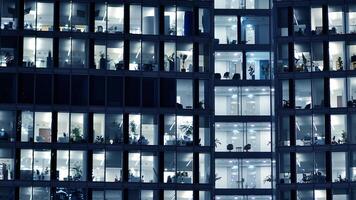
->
[0, 0, 213, 199]
[213, 1, 274, 200]
[276, 0, 356, 199]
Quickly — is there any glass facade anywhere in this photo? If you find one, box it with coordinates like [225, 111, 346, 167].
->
[214, 1, 273, 200]
[276, 1, 356, 199]
[3, 0, 356, 199]
[0, 0, 213, 199]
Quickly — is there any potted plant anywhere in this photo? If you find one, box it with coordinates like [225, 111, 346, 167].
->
[214, 138, 221, 148]
[179, 122, 193, 145]
[248, 65, 255, 80]
[302, 53, 308, 72]
[336, 56, 343, 70]
[129, 120, 138, 144]
[179, 54, 188, 72]
[179, 123, 193, 136]
[167, 53, 175, 71]
[71, 127, 83, 143]
[95, 135, 104, 144]
[71, 163, 82, 181]
[198, 100, 205, 109]
[264, 175, 272, 183]
[262, 64, 270, 80]
[352, 55, 356, 70]
[341, 130, 347, 144]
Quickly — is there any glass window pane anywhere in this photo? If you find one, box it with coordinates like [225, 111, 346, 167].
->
[0, 111, 15, 142]
[142, 115, 158, 145]
[130, 5, 141, 34]
[21, 111, 33, 142]
[108, 4, 124, 33]
[246, 52, 270, 80]
[215, 52, 242, 80]
[105, 114, 123, 144]
[329, 42, 345, 71]
[329, 6, 344, 34]
[1, 0, 17, 30]
[105, 151, 122, 182]
[0, 148, 14, 180]
[330, 78, 346, 108]
[128, 152, 140, 182]
[129, 41, 141, 71]
[177, 79, 193, 109]
[95, 4, 106, 32]
[69, 150, 87, 181]
[241, 16, 270, 44]
[33, 150, 51, 180]
[142, 7, 158, 35]
[34, 112, 51, 143]
[177, 116, 193, 146]
[215, 16, 237, 44]
[215, 87, 238, 115]
[60, 2, 88, 32]
[92, 151, 105, 182]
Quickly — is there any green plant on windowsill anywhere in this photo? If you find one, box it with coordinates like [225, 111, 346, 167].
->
[70, 127, 83, 143]
[336, 56, 343, 71]
[198, 100, 205, 109]
[179, 123, 193, 136]
[95, 135, 104, 144]
[179, 54, 188, 72]
[130, 121, 138, 136]
[214, 138, 221, 148]
[71, 163, 82, 181]
[341, 130, 347, 144]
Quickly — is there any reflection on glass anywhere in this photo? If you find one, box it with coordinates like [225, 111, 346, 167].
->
[105, 114, 123, 144]
[59, 38, 87, 68]
[60, 2, 88, 32]
[296, 153, 325, 183]
[0, 111, 15, 142]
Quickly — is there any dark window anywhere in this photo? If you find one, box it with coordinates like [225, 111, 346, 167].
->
[90, 76, 105, 106]
[35, 74, 52, 104]
[0, 187, 14, 199]
[18, 74, 34, 104]
[125, 77, 140, 107]
[142, 78, 157, 107]
[71, 75, 88, 106]
[107, 76, 123, 106]
[160, 78, 176, 108]
[54, 75, 69, 105]
[0, 73, 15, 103]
